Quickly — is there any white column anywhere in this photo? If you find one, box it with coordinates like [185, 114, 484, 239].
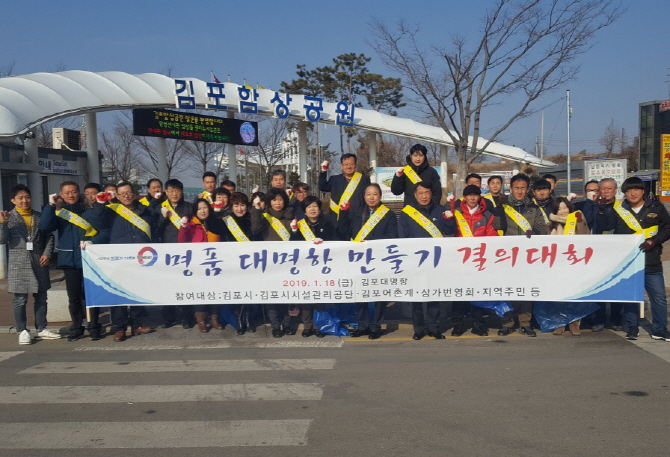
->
[25, 130, 43, 210]
[85, 113, 100, 183]
[0, 172, 5, 279]
[227, 111, 237, 183]
[298, 121, 308, 183]
[440, 145, 448, 188]
[155, 137, 169, 182]
[367, 131, 377, 183]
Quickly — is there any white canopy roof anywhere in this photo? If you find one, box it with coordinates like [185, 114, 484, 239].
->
[0, 70, 553, 166]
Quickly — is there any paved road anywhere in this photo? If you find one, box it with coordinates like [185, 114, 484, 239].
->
[0, 327, 669, 456]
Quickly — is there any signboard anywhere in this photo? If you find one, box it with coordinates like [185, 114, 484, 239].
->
[661, 134, 670, 200]
[660, 99, 670, 113]
[132, 108, 258, 145]
[583, 158, 627, 200]
[82, 236, 645, 308]
[38, 158, 79, 175]
[377, 166, 441, 202]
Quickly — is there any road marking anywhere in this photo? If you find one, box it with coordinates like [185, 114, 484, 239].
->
[0, 351, 23, 363]
[0, 383, 323, 403]
[74, 339, 343, 351]
[20, 358, 336, 374]
[0, 420, 311, 448]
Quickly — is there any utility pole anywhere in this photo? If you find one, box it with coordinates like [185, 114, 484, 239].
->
[566, 90, 572, 195]
[540, 111, 545, 160]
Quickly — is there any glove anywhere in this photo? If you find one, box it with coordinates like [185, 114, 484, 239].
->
[446, 194, 455, 202]
[575, 211, 583, 222]
[253, 196, 261, 209]
[443, 210, 453, 219]
[287, 189, 293, 198]
[107, 191, 116, 200]
[96, 192, 109, 204]
[321, 161, 330, 171]
[525, 230, 534, 239]
[160, 207, 170, 218]
[567, 193, 577, 201]
[179, 217, 189, 228]
[79, 240, 92, 250]
[640, 239, 656, 251]
[340, 201, 350, 211]
[251, 186, 260, 194]
[154, 192, 162, 200]
[313, 238, 323, 245]
[290, 218, 298, 232]
[211, 201, 224, 212]
[396, 167, 404, 177]
[48, 194, 60, 206]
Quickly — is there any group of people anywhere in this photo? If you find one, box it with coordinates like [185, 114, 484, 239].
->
[2, 143, 669, 345]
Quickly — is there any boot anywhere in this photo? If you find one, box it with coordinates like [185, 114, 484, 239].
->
[195, 312, 209, 333]
[569, 320, 581, 336]
[210, 315, 223, 330]
[553, 327, 565, 335]
[236, 313, 246, 335]
[245, 313, 256, 333]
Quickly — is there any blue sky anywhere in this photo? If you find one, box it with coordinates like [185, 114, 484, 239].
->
[2, 0, 668, 168]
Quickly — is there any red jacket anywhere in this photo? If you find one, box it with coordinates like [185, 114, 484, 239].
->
[178, 219, 220, 243]
[453, 200, 499, 237]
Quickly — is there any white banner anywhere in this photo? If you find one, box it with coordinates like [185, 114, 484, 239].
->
[82, 235, 645, 308]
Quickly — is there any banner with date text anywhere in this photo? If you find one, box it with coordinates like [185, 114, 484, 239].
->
[82, 235, 645, 307]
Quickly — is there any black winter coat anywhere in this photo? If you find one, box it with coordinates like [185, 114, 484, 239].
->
[398, 202, 455, 238]
[92, 201, 155, 244]
[338, 206, 398, 240]
[318, 171, 370, 216]
[390, 156, 442, 207]
[290, 215, 340, 241]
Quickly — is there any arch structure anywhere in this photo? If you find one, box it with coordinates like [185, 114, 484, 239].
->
[0, 70, 554, 192]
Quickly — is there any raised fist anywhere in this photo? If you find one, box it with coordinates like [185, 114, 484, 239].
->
[396, 167, 404, 177]
[446, 194, 455, 202]
[313, 238, 323, 245]
[251, 186, 260, 194]
[321, 161, 330, 171]
[340, 201, 350, 211]
[443, 210, 454, 219]
[160, 206, 170, 218]
[211, 201, 224, 212]
[179, 216, 189, 228]
[575, 211, 583, 222]
[290, 218, 298, 232]
[107, 191, 116, 200]
[48, 194, 60, 206]
[96, 192, 109, 204]
[567, 192, 577, 201]
[287, 189, 293, 198]
[154, 192, 162, 200]
[253, 196, 261, 209]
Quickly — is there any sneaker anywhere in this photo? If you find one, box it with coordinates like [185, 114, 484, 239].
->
[497, 327, 515, 336]
[625, 327, 639, 340]
[612, 325, 623, 332]
[519, 326, 537, 337]
[651, 329, 670, 342]
[36, 328, 61, 340]
[18, 330, 32, 345]
[591, 324, 605, 332]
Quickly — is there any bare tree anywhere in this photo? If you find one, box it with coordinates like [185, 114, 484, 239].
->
[371, 0, 622, 194]
[600, 119, 619, 157]
[250, 117, 290, 188]
[183, 140, 227, 179]
[100, 120, 147, 183]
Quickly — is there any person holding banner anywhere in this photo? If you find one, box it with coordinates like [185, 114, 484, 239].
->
[178, 198, 226, 334]
[151, 179, 194, 329]
[446, 184, 498, 337]
[92, 181, 155, 342]
[251, 188, 297, 337]
[198, 171, 217, 203]
[222, 192, 260, 334]
[341, 183, 398, 339]
[291, 196, 338, 338]
[0, 185, 59, 345]
[391, 143, 441, 207]
[40, 181, 108, 341]
[399, 182, 455, 340]
[613, 177, 670, 341]
[498, 174, 547, 337]
[319, 153, 370, 220]
[139, 178, 163, 207]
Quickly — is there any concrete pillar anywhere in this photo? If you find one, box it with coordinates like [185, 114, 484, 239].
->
[227, 111, 237, 183]
[368, 131, 377, 183]
[25, 130, 43, 210]
[298, 121, 308, 183]
[155, 137, 169, 182]
[0, 172, 5, 279]
[440, 145, 448, 188]
[85, 113, 100, 183]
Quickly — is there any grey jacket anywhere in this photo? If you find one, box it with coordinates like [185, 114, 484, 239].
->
[501, 197, 548, 236]
[0, 209, 54, 294]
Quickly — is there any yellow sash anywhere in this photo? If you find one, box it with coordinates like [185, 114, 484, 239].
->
[108, 204, 152, 239]
[223, 216, 250, 242]
[503, 204, 532, 232]
[55, 209, 98, 237]
[354, 205, 390, 241]
[483, 194, 497, 208]
[201, 191, 213, 204]
[139, 197, 150, 206]
[563, 212, 578, 235]
[329, 172, 362, 216]
[613, 200, 658, 239]
[297, 219, 316, 241]
[533, 199, 550, 224]
[403, 165, 421, 185]
[401, 205, 442, 238]
[454, 210, 474, 237]
[161, 200, 182, 229]
[263, 213, 290, 241]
